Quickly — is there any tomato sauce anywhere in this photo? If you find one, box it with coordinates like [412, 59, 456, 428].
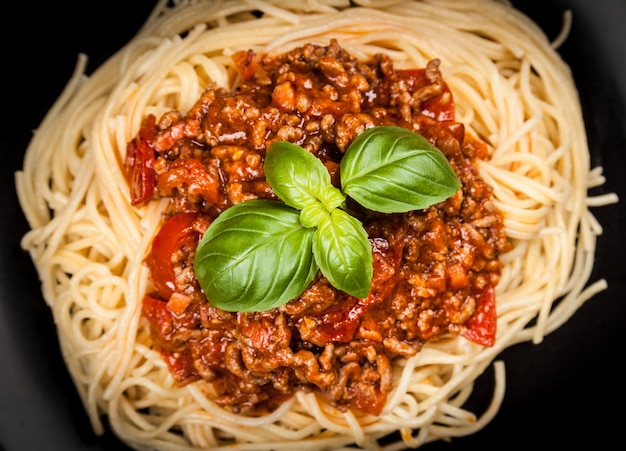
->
[127, 40, 510, 416]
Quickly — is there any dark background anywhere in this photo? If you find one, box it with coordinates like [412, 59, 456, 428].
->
[2, 1, 625, 450]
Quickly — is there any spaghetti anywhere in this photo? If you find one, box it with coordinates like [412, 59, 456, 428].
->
[15, 0, 618, 449]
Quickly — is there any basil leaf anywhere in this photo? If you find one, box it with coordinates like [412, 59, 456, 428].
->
[300, 202, 330, 229]
[265, 141, 345, 211]
[313, 208, 372, 298]
[340, 125, 461, 213]
[193, 199, 318, 312]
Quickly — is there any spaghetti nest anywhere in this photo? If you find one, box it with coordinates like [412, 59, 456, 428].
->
[15, 0, 615, 449]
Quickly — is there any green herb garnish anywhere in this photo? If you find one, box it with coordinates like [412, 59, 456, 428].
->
[193, 125, 461, 312]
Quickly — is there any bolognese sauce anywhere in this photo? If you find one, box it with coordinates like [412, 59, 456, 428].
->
[126, 40, 510, 417]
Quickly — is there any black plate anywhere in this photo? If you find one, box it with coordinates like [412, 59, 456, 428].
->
[2, 1, 625, 450]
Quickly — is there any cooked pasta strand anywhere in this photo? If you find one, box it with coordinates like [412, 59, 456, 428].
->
[15, 0, 617, 449]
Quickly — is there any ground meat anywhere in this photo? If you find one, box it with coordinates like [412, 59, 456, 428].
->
[131, 40, 510, 417]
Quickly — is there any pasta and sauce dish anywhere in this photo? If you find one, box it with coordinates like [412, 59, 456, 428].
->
[14, 0, 619, 449]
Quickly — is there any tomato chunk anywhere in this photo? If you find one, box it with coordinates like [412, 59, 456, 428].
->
[397, 69, 455, 122]
[148, 212, 201, 300]
[142, 294, 200, 385]
[464, 286, 497, 347]
[126, 114, 158, 205]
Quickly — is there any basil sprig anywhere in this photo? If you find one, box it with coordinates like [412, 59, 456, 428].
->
[193, 125, 461, 312]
